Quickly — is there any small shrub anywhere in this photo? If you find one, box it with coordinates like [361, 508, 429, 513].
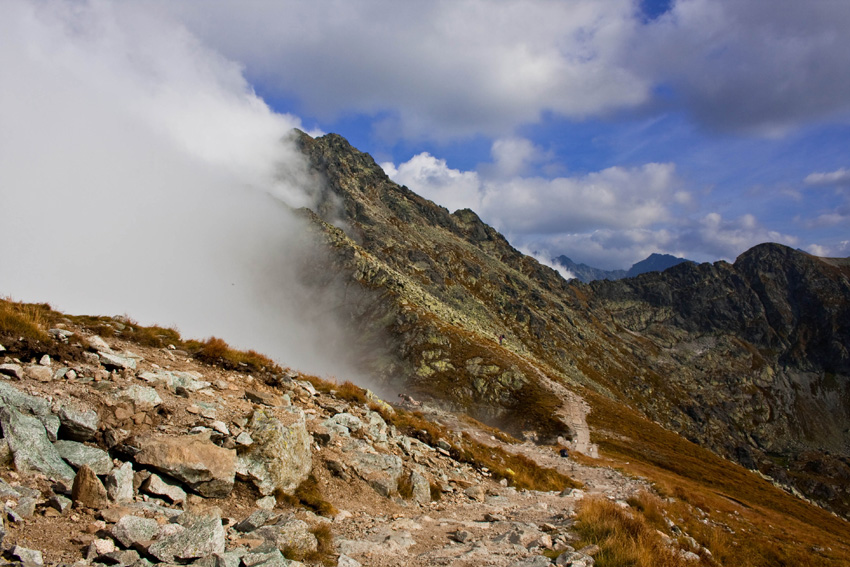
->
[336, 380, 368, 404]
[429, 481, 443, 502]
[186, 336, 281, 373]
[307, 523, 335, 566]
[397, 471, 415, 499]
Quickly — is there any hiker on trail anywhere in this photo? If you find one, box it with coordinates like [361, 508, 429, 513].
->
[559, 448, 569, 458]
[499, 334, 505, 345]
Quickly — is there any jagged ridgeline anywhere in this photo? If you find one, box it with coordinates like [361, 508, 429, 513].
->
[294, 131, 850, 518]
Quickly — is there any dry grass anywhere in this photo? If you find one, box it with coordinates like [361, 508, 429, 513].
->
[451, 431, 582, 492]
[397, 470, 415, 499]
[0, 298, 52, 342]
[574, 497, 686, 567]
[587, 391, 850, 567]
[307, 523, 336, 566]
[281, 474, 338, 518]
[185, 336, 281, 374]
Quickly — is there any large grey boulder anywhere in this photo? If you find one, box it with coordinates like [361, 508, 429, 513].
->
[133, 432, 235, 497]
[0, 364, 23, 380]
[0, 381, 51, 416]
[346, 442, 403, 497]
[0, 406, 75, 483]
[55, 402, 99, 441]
[147, 510, 226, 563]
[142, 473, 187, 504]
[54, 440, 113, 475]
[236, 408, 312, 496]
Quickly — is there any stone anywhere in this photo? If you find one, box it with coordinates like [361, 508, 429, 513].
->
[0, 406, 75, 483]
[556, 551, 594, 567]
[236, 408, 312, 496]
[408, 470, 431, 505]
[211, 420, 230, 435]
[241, 549, 291, 567]
[337, 555, 362, 567]
[39, 413, 61, 442]
[38, 355, 51, 366]
[86, 538, 116, 560]
[245, 389, 281, 407]
[98, 351, 137, 370]
[139, 370, 210, 393]
[72, 464, 110, 509]
[10, 545, 43, 566]
[133, 432, 236, 497]
[48, 493, 72, 513]
[56, 402, 100, 441]
[364, 411, 388, 442]
[111, 515, 161, 548]
[142, 473, 187, 504]
[253, 518, 317, 556]
[256, 496, 276, 510]
[54, 440, 114, 475]
[453, 529, 474, 543]
[464, 484, 486, 502]
[114, 385, 162, 410]
[25, 365, 53, 382]
[347, 445, 403, 497]
[106, 461, 135, 503]
[234, 509, 275, 533]
[511, 557, 553, 567]
[321, 413, 362, 438]
[15, 496, 37, 518]
[194, 551, 246, 567]
[147, 510, 226, 563]
[100, 549, 141, 566]
[0, 364, 23, 380]
[235, 431, 254, 446]
[0, 381, 51, 415]
[87, 335, 111, 352]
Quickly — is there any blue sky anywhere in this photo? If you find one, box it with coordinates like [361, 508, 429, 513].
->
[4, 0, 850, 273]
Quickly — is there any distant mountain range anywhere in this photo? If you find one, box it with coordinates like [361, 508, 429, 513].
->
[552, 253, 693, 283]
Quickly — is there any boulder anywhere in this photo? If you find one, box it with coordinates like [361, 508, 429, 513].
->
[111, 514, 161, 548]
[0, 364, 23, 380]
[347, 443, 403, 497]
[142, 473, 187, 504]
[9, 545, 43, 567]
[114, 385, 162, 410]
[53, 440, 113, 475]
[24, 365, 53, 382]
[105, 461, 135, 503]
[409, 470, 431, 504]
[0, 406, 75, 483]
[147, 510, 226, 563]
[234, 509, 275, 533]
[72, 464, 110, 509]
[139, 370, 210, 393]
[236, 408, 312, 496]
[133, 432, 236, 497]
[55, 402, 99, 441]
[0, 381, 51, 416]
[98, 351, 137, 370]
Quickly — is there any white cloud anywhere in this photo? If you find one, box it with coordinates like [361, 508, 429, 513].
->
[804, 168, 850, 187]
[632, 0, 850, 135]
[155, 0, 648, 140]
[0, 0, 384, 386]
[386, 147, 682, 235]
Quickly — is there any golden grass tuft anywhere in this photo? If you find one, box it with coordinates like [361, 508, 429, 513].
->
[185, 336, 281, 373]
[0, 298, 52, 342]
[286, 475, 338, 518]
[574, 497, 685, 567]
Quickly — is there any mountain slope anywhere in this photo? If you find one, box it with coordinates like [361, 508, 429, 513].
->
[552, 252, 691, 283]
[293, 131, 850, 518]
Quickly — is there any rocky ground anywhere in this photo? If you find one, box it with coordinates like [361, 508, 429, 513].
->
[0, 317, 683, 567]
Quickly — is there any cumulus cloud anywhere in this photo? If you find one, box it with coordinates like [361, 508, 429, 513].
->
[633, 0, 850, 135]
[156, 0, 648, 140]
[385, 141, 683, 233]
[0, 0, 379, 384]
[804, 168, 850, 187]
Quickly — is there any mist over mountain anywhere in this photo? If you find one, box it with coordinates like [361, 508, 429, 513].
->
[553, 253, 693, 283]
